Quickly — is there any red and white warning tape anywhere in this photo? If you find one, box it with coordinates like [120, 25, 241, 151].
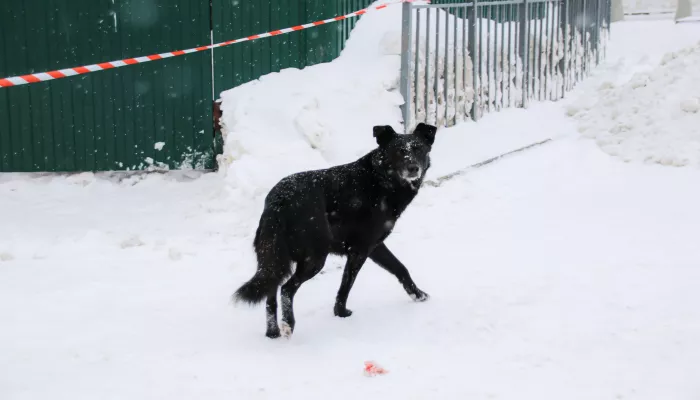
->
[0, 0, 426, 89]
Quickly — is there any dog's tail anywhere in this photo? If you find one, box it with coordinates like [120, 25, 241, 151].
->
[233, 213, 292, 305]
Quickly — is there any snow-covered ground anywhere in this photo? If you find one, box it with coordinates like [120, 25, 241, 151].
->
[3, 11, 700, 400]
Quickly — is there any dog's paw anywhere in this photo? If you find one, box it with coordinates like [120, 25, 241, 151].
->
[334, 305, 353, 318]
[409, 289, 430, 302]
[280, 322, 293, 339]
[265, 328, 281, 339]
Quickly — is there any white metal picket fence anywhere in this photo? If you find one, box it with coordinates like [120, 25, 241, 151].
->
[399, 0, 611, 131]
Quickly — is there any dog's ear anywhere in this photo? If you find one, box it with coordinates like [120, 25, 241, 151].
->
[413, 123, 437, 146]
[373, 125, 397, 146]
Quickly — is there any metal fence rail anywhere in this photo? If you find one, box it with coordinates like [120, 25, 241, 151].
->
[399, 0, 610, 131]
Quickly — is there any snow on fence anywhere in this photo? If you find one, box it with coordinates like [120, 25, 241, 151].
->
[399, 0, 611, 131]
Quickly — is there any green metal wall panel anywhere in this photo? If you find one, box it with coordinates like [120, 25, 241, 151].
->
[0, 0, 373, 172]
[0, 0, 214, 172]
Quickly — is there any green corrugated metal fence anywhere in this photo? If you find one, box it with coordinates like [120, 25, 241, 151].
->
[0, 0, 213, 172]
[0, 0, 372, 173]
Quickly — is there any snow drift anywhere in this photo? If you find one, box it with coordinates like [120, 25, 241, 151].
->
[216, 4, 406, 201]
[570, 40, 700, 167]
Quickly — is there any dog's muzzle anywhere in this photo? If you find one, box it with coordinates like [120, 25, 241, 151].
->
[402, 164, 422, 181]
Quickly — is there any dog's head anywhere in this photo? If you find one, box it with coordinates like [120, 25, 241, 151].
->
[371, 123, 437, 189]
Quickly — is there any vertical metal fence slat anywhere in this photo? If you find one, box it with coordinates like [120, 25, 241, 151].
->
[530, 3, 542, 100]
[574, 0, 577, 90]
[527, 3, 532, 101]
[462, 4, 468, 121]
[507, 4, 512, 107]
[579, 0, 583, 84]
[500, 4, 505, 110]
[532, 3, 542, 101]
[492, 5, 498, 111]
[536, 3, 542, 101]
[569, 0, 573, 89]
[580, 0, 584, 81]
[581, 0, 588, 78]
[425, 8, 431, 125]
[486, 5, 491, 113]
[529, 3, 533, 100]
[584, 0, 589, 75]
[564, 0, 576, 91]
[444, 7, 450, 126]
[503, 4, 513, 107]
[543, 4, 548, 99]
[554, 0, 561, 99]
[544, 2, 550, 100]
[552, 0, 557, 99]
[556, 0, 561, 97]
[519, 0, 528, 107]
[551, 0, 556, 100]
[569, 0, 573, 88]
[606, 0, 609, 58]
[549, 1, 555, 100]
[564, 0, 569, 93]
[536, 3, 539, 100]
[574, 0, 580, 85]
[527, 2, 532, 102]
[496, 4, 500, 111]
[595, 0, 601, 66]
[415, 7, 421, 125]
[434, 9, 440, 125]
[537, 3, 547, 100]
[478, 2, 483, 117]
[453, 6, 458, 126]
[400, 1, 413, 133]
[528, 2, 531, 101]
[514, 3, 519, 106]
[469, 1, 478, 120]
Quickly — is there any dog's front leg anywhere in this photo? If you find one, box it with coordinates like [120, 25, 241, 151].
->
[369, 242, 429, 302]
[334, 252, 369, 318]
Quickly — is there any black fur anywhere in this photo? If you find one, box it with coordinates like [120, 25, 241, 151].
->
[234, 123, 438, 338]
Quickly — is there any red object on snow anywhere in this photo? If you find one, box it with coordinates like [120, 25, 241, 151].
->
[363, 361, 388, 377]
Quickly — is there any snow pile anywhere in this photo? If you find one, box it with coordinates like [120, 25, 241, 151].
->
[569, 40, 700, 167]
[216, 4, 406, 200]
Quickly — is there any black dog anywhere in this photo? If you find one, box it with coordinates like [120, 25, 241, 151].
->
[234, 123, 437, 338]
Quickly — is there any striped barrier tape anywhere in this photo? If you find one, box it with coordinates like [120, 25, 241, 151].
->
[0, 0, 426, 89]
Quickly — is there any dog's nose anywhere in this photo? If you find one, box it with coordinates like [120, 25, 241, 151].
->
[407, 164, 419, 176]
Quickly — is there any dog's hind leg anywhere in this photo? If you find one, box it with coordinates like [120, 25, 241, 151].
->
[265, 288, 281, 339]
[334, 252, 369, 318]
[280, 254, 328, 337]
[369, 242, 429, 302]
